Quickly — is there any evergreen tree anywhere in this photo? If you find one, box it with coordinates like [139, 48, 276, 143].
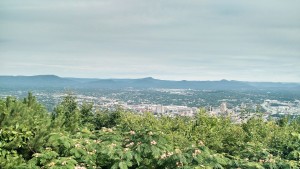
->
[52, 94, 80, 133]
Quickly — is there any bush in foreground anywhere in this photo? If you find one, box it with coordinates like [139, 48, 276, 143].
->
[1, 93, 300, 168]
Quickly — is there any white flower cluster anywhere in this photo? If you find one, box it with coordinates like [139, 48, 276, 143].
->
[150, 140, 157, 145]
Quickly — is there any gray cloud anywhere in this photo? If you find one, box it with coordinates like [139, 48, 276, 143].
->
[1, 0, 300, 82]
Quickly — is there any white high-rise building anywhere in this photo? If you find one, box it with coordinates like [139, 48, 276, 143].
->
[220, 102, 227, 113]
[156, 104, 164, 113]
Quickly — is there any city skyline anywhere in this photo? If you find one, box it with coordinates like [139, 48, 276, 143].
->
[1, 0, 300, 82]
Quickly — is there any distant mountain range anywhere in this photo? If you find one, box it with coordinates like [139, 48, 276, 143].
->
[0, 75, 299, 90]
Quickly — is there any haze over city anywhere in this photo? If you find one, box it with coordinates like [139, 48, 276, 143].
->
[1, 0, 300, 82]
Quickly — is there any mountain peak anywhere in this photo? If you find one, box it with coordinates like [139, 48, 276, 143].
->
[33, 75, 60, 78]
[143, 77, 154, 80]
[220, 79, 229, 82]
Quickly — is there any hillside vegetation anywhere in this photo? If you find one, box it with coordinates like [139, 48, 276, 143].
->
[1, 93, 300, 168]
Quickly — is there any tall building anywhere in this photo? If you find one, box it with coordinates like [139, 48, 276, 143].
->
[155, 104, 164, 114]
[220, 102, 227, 113]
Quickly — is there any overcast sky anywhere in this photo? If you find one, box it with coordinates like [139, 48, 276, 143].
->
[1, 0, 300, 82]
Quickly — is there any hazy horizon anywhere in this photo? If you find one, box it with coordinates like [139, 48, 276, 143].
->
[1, 0, 300, 82]
[2, 74, 300, 83]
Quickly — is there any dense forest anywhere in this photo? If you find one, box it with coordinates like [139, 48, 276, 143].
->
[1, 93, 300, 168]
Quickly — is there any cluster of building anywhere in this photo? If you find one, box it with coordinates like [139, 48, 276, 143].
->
[68, 94, 198, 116]
[121, 103, 198, 117]
[67, 94, 300, 121]
[207, 100, 300, 123]
[207, 102, 259, 123]
[261, 99, 300, 115]
[8, 91, 299, 121]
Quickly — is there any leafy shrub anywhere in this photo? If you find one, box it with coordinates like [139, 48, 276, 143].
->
[1, 93, 300, 168]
